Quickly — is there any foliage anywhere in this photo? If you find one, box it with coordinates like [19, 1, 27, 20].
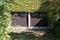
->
[5, 0, 60, 12]
[0, 2, 11, 40]
[0, 0, 60, 40]
[42, 1, 60, 40]
[10, 33, 54, 40]
[5, 0, 45, 12]
[47, 3, 60, 33]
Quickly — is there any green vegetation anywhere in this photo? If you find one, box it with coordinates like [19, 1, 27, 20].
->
[45, 2, 60, 40]
[0, 0, 60, 40]
[10, 32, 54, 40]
[0, 1, 11, 40]
[6, 0, 45, 12]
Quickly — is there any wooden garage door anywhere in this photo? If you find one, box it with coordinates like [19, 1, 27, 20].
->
[30, 12, 48, 27]
[11, 12, 28, 27]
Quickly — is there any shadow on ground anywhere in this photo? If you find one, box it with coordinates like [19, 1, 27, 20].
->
[9, 29, 56, 40]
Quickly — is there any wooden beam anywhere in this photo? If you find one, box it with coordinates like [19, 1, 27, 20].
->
[28, 13, 30, 28]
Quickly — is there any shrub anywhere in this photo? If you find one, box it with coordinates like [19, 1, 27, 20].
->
[0, 5, 11, 40]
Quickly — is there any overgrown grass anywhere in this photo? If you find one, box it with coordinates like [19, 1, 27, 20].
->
[9, 31, 55, 40]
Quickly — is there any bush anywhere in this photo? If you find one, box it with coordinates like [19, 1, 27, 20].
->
[0, 5, 11, 40]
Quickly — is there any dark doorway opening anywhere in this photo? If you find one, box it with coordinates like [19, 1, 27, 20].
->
[30, 12, 48, 27]
[10, 12, 48, 29]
